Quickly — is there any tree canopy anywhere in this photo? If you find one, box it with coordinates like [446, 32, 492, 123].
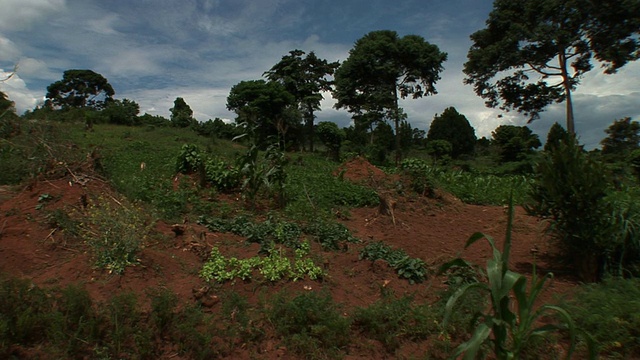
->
[601, 117, 640, 156]
[492, 125, 541, 162]
[544, 122, 571, 152]
[170, 97, 195, 128]
[333, 30, 447, 164]
[226, 80, 297, 148]
[264, 50, 339, 151]
[426, 107, 476, 158]
[464, 0, 640, 134]
[46, 69, 115, 110]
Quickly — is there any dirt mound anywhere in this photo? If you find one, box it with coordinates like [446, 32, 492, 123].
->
[335, 156, 392, 186]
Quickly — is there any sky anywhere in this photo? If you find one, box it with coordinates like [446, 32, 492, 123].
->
[0, 0, 638, 149]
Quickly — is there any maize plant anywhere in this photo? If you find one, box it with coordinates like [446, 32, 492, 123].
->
[441, 198, 594, 359]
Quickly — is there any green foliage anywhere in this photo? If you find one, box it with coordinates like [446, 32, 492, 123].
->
[46, 69, 115, 110]
[464, 0, 640, 132]
[400, 158, 533, 205]
[601, 117, 640, 157]
[200, 241, 324, 283]
[360, 241, 428, 284]
[170, 97, 195, 128]
[264, 49, 340, 151]
[227, 80, 297, 147]
[544, 122, 571, 152]
[80, 196, 149, 274]
[203, 157, 240, 191]
[102, 98, 140, 126]
[303, 220, 360, 251]
[426, 139, 453, 164]
[427, 107, 477, 158]
[316, 121, 345, 161]
[492, 125, 541, 163]
[563, 278, 640, 358]
[353, 293, 436, 351]
[175, 143, 203, 174]
[0, 278, 52, 353]
[527, 137, 617, 281]
[285, 154, 379, 219]
[442, 200, 587, 360]
[333, 30, 447, 164]
[266, 290, 351, 358]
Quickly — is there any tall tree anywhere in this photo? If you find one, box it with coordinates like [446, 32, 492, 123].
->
[426, 107, 477, 158]
[264, 50, 339, 151]
[492, 125, 541, 162]
[46, 69, 115, 110]
[544, 122, 571, 152]
[333, 30, 447, 164]
[464, 0, 640, 134]
[226, 80, 297, 148]
[601, 117, 640, 156]
[170, 97, 195, 128]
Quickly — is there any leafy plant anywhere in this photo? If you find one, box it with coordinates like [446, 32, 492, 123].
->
[200, 241, 324, 283]
[175, 143, 203, 174]
[441, 198, 591, 359]
[360, 241, 427, 284]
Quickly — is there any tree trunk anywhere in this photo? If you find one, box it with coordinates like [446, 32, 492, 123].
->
[559, 51, 576, 135]
[393, 86, 401, 166]
[306, 108, 315, 152]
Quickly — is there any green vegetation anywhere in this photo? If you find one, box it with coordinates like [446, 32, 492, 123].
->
[563, 278, 640, 358]
[200, 241, 324, 283]
[360, 241, 428, 284]
[2, 28, 640, 357]
[441, 200, 590, 360]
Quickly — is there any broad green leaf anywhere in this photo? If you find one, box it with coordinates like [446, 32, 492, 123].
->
[451, 322, 492, 360]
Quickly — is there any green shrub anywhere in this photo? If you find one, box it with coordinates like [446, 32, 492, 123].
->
[175, 143, 203, 174]
[266, 291, 350, 358]
[563, 278, 640, 358]
[527, 137, 616, 281]
[360, 241, 427, 284]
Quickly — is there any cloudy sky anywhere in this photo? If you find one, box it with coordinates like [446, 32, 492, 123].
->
[1, 0, 638, 149]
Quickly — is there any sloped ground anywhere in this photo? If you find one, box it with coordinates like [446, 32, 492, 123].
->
[0, 158, 579, 359]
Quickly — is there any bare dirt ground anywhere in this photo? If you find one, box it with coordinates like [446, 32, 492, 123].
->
[0, 158, 580, 359]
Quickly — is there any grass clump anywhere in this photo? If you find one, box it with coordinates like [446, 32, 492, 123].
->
[352, 293, 436, 352]
[80, 196, 151, 274]
[266, 290, 350, 359]
[563, 278, 640, 358]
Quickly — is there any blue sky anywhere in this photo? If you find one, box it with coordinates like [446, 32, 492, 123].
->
[1, 0, 639, 149]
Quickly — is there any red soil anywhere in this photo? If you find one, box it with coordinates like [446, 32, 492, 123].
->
[0, 159, 579, 359]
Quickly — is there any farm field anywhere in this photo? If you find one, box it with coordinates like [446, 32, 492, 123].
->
[0, 123, 585, 360]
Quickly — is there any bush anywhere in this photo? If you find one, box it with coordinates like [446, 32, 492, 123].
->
[266, 291, 350, 358]
[527, 137, 623, 281]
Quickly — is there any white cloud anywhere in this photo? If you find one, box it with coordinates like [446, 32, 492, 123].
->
[0, 70, 39, 113]
[0, 0, 66, 31]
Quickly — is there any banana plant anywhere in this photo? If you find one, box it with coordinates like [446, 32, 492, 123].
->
[441, 197, 594, 360]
